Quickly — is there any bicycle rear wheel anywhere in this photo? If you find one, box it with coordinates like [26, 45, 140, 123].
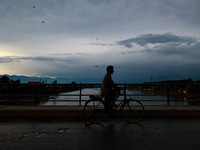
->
[121, 99, 145, 123]
[83, 99, 106, 123]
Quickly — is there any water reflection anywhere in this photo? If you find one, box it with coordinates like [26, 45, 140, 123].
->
[40, 88, 195, 106]
[40, 88, 100, 106]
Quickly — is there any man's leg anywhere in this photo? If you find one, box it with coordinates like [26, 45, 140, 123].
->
[105, 96, 111, 109]
[110, 89, 120, 106]
[114, 88, 121, 102]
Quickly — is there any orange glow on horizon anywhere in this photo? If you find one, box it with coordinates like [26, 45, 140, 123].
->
[0, 44, 24, 57]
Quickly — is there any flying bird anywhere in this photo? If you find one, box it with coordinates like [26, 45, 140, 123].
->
[94, 65, 99, 67]
[42, 21, 45, 23]
[33, 6, 36, 8]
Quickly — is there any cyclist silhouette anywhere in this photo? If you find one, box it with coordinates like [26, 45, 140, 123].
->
[101, 65, 120, 108]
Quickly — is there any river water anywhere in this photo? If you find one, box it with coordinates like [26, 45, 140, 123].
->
[40, 88, 196, 106]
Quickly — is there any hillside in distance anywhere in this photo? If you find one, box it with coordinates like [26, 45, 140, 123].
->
[0, 74, 70, 83]
[0, 74, 103, 83]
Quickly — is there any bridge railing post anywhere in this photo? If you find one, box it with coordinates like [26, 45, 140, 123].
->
[167, 84, 170, 106]
[79, 83, 82, 106]
[34, 83, 37, 106]
[124, 83, 127, 100]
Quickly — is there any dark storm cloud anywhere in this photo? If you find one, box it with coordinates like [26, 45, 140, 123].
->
[118, 34, 200, 67]
[48, 53, 88, 56]
[0, 57, 13, 63]
[90, 43, 113, 46]
[117, 33, 197, 48]
[0, 56, 78, 64]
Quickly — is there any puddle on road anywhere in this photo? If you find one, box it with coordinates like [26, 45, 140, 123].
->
[58, 128, 69, 134]
[22, 131, 46, 138]
[154, 127, 164, 134]
[1, 127, 70, 143]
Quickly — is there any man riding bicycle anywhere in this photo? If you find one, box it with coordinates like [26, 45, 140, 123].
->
[101, 65, 120, 108]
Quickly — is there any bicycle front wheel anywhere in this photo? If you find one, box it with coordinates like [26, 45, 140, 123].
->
[83, 99, 106, 123]
[121, 99, 145, 123]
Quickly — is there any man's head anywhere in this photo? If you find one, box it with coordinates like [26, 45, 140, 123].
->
[106, 65, 114, 74]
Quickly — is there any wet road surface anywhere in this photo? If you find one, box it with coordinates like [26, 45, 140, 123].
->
[0, 117, 200, 150]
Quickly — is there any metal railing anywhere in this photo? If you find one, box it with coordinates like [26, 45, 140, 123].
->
[0, 83, 200, 106]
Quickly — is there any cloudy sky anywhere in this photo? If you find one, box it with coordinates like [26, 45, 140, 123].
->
[0, 0, 200, 83]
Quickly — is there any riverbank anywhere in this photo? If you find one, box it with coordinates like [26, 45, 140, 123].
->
[0, 105, 200, 118]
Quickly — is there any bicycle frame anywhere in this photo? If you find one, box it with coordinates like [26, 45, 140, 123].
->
[83, 88, 145, 124]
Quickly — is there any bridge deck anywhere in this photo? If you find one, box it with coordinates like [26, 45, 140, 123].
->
[0, 105, 200, 118]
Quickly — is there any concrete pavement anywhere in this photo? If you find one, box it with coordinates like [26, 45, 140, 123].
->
[0, 118, 200, 150]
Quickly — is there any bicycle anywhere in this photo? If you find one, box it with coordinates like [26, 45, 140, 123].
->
[83, 89, 145, 124]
